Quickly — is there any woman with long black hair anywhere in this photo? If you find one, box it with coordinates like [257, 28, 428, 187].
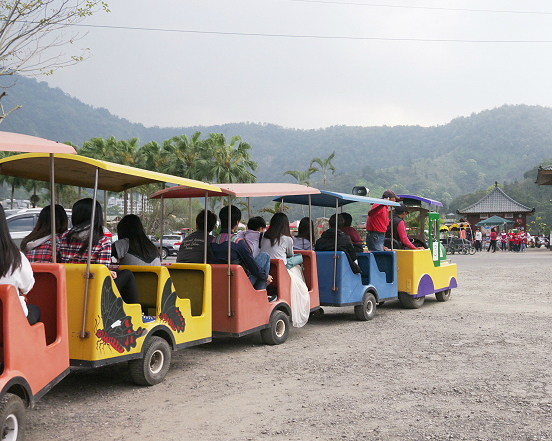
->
[112, 214, 160, 266]
[59, 199, 153, 322]
[21, 204, 68, 263]
[260, 212, 310, 327]
[0, 205, 40, 325]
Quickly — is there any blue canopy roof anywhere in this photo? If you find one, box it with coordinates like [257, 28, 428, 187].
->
[274, 190, 400, 208]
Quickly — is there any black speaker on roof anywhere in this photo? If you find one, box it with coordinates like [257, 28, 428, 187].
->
[352, 186, 368, 196]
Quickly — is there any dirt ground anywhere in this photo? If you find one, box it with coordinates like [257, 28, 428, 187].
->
[27, 248, 552, 441]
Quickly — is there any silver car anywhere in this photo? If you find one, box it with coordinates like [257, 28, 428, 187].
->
[152, 234, 182, 259]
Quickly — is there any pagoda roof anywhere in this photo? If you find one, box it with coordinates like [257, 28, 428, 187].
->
[458, 186, 534, 214]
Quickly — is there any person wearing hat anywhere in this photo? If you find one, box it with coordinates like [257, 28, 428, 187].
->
[365, 189, 399, 251]
[385, 203, 425, 250]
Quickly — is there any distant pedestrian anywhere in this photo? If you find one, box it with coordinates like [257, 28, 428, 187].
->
[500, 230, 507, 251]
[474, 228, 483, 252]
[487, 228, 497, 252]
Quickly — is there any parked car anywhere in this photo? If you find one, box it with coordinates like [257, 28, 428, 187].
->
[152, 234, 182, 258]
[5, 208, 57, 246]
[5, 207, 113, 246]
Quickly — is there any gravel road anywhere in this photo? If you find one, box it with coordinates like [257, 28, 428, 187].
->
[27, 248, 552, 441]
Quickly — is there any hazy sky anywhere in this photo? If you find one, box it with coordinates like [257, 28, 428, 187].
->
[39, 0, 552, 129]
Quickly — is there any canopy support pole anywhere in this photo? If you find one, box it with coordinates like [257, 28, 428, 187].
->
[203, 191, 208, 264]
[332, 198, 338, 291]
[227, 195, 233, 317]
[308, 194, 313, 247]
[49, 154, 57, 263]
[79, 167, 99, 339]
[160, 196, 164, 262]
[390, 206, 394, 251]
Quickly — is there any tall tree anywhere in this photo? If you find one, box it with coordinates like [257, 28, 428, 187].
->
[0, 0, 109, 123]
[310, 151, 336, 189]
[162, 132, 208, 180]
[284, 167, 317, 187]
[206, 133, 257, 184]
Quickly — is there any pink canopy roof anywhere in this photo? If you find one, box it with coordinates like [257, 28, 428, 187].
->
[150, 182, 320, 199]
[0, 131, 76, 154]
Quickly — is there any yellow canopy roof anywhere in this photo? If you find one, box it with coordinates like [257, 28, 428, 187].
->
[0, 153, 220, 193]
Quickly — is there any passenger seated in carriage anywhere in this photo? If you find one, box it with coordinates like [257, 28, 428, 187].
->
[293, 217, 314, 251]
[260, 212, 309, 327]
[177, 210, 217, 263]
[210, 205, 272, 290]
[237, 216, 266, 258]
[0, 205, 40, 325]
[340, 212, 364, 252]
[21, 204, 68, 263]
[60, 199, 153, 322]
[112, 214, 161, 266]
[315, 214, 361, 274]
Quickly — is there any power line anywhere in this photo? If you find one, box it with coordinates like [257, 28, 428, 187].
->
[72, 23, 552, 43]
[286, 0, 552, 16]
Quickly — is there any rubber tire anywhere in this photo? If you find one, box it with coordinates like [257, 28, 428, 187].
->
[260, 310, 290, 345]
[310, 308, 324, 318]
[160, 247, 169, 259]
[354, 292, 377, 321]
[0, 393, 25, 441]
[398, 292, 425, 309]
[436, 289, 452, 302]
[129, 336, 172, 386]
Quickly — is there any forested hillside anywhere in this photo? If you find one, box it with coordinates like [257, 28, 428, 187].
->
[2, 75, 552, 211]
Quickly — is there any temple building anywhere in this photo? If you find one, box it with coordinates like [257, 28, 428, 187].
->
[457, 183, 534, 231]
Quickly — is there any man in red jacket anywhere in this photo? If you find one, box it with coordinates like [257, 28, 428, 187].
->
[366, 189, 399, 251]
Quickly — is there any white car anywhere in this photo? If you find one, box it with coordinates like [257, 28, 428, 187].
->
[6, 207, 112, 246]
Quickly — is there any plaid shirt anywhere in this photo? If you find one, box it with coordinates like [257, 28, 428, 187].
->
[59, 230, 112, 265]
[24, 236, 61, 263]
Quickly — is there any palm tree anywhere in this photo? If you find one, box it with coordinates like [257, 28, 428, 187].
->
[310, 151, 336, 189]
[206, 134, 257, 184]
[283, 167, 317, 187]
[163, 132, 208, 180]
[112, 138, 141, 214]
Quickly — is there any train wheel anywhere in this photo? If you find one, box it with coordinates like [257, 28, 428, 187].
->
[0, 393, 25, 441]
[261, 310, 289, 345]
[354, 292, 377, 321]
[129, 336, 172, 386]
[398, 292, 425, 309]
[310, 308, 324, 318]
[436, 289, 452, 302]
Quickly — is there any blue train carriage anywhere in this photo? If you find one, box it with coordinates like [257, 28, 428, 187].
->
[276, 190, 399, 320]
[0, 153, 219, 386]
[395, 194, 458, 309]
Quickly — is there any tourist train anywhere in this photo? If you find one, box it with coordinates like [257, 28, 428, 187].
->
[0, 134, 457, 439]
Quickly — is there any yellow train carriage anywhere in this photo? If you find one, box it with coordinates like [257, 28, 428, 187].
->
[65, 264, 212, 381]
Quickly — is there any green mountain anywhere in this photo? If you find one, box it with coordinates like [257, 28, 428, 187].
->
[2, 75, 552, 210]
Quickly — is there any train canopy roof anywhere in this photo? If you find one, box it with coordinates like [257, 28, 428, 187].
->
[273, 190, 400, 208]
[0, 131, 76, 154]
[397, 194, 443, 209]
[150, 182, 320, 199]
[0, 153, 219, 192]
